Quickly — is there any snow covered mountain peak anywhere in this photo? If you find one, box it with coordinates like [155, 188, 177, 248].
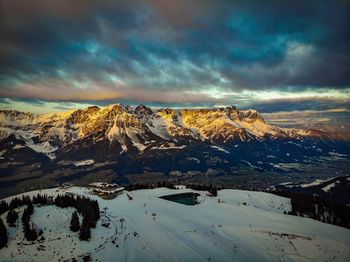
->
[0, 104, 332, 160]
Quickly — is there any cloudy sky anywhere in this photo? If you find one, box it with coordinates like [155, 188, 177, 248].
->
[0, 0, 349, 127]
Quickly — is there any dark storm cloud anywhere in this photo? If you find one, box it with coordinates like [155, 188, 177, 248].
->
[0, 0, 349, 108]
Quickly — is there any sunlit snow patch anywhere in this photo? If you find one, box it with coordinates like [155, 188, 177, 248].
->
[153, 143, 186, 150]
[132, 142, 147, 152]
[300, 178, 335, 188]
[211, 145, 229, 154]
[322, 181, 340, 192]
[13, 144, 26, 149]
[26, 141, 58, 160]
[74, 159, 95, 167]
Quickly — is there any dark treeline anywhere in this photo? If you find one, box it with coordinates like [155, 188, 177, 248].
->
[0, 218, 7, 249]
[125, 182, 220, 196]
[54, 194, 100, 227]
[185, 184, 219, 196]
[0, 193, 100, 247]
[0, 194, 47, 217]
[0, 195, 32, 215]
[270, 190, 350, 229]
[22, 202, 37, 241]
[54, 194, 100, 240]
[125, 181, 175, 191]
[6, 209, 18, 227]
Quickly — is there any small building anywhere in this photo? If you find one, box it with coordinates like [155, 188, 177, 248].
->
[88, 182, 124, 199]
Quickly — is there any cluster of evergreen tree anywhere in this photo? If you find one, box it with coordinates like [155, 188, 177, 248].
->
[54, 194, 100, 241]
[0, 193, 100, 243]
[68, 209, 94, 241]
[32, 194, 49, 205]
[125, 181, 175, 191]
[22, 202, 37, 241]
[271, 191, 350, 229]
[70, 211, 80, 232]
[124, 182, 221, 196]
[0, 196, 32, 217]
[6, 209, 18, 227]
[125, 183, 155, 191]
[0, 194, 52, 217]
[0, 218, 7, 249]
[0, 201, 9, 216]
[55, 195, 100, 223]
[186, 184, 220, 196]
[79, 217, 91, 241]
[157, 181, 175, 189]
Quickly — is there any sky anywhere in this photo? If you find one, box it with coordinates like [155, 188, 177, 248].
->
[0, 0, 349, 128]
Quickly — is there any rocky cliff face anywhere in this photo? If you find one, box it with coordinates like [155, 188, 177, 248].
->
[0, 104, 332, 160]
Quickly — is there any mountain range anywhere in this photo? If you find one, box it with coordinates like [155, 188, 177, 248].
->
[0, 104, 349, 198]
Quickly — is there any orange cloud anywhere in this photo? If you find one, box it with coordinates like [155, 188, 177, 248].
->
[0, 78, 217, 104]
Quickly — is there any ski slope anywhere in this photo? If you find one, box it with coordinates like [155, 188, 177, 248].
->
[1, 187, 349, 262]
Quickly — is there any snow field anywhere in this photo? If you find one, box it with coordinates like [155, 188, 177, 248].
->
[1, 187, 349, 261]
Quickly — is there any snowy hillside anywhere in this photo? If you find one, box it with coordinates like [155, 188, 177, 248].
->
[1, 187, 350, 261]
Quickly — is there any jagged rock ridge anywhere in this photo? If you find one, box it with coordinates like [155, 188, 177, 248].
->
[0, 104, 331, 160]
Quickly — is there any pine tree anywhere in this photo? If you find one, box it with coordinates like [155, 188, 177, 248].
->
[21, 204, 37, 241]
[79, 217, 91, 241]
[93, 200, 100, 220]
[70, 211, 80, 232]
[6, 209, 18, 227]
[27, 201, 34, 216]
[22, 207, 30, 224]
[23, 221, 30, 237]
[24, 224, 37, 241]
[85, 206, 96, 228]
[0, 218, 8, 249]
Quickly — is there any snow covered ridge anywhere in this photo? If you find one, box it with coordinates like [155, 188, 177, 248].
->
[0, 104, 334, 160]
[1, 186, 350, 262]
